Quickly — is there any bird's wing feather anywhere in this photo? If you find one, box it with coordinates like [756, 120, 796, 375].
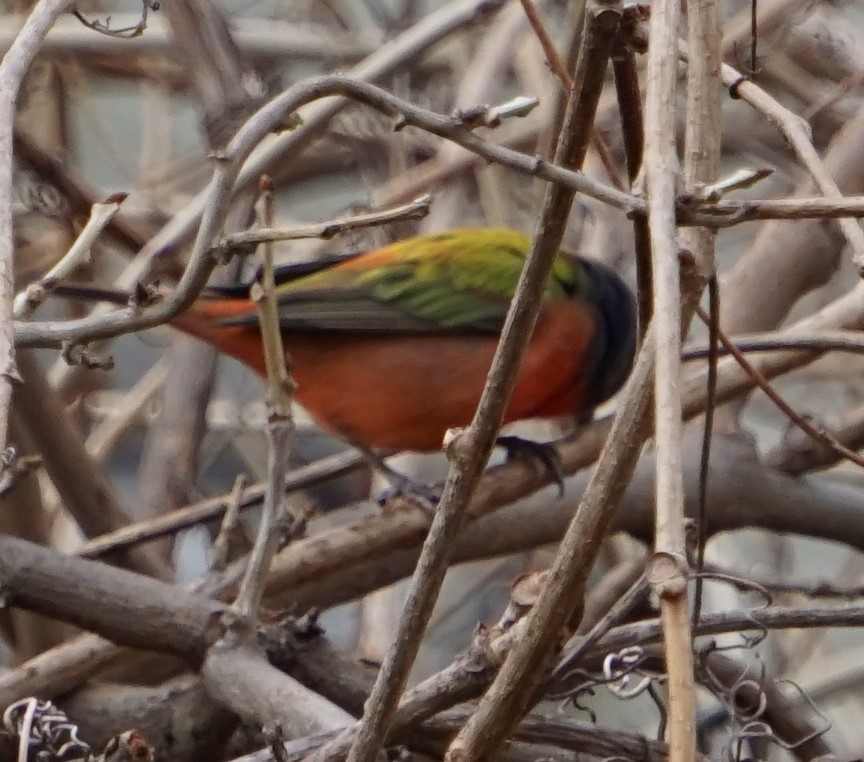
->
[211, 228, 575, 334]
[213, 229, 578, 334]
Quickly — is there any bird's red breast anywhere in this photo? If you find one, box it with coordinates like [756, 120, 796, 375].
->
[176, 296, 597, 452]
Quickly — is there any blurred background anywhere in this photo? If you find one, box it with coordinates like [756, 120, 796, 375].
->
[7, 0, 864, 759]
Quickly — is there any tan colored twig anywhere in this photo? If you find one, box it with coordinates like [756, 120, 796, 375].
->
[644, 0, 696, 756]
[75, 450, 363, 560]
[233, 177, 296, 620]
[0, 0, 75, 457]
[713, 56, 864, 272]
[686, 196, 864, 225]
[211, 474, 248, 572]
[517, 0, 573, 89]
[682, 329, 864, 360]
[13, 194, 126, 318]
[219, 194, 432, 251]
[695, 306, 864, 471]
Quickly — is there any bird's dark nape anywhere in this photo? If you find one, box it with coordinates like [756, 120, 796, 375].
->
[578, 258, 638, 408]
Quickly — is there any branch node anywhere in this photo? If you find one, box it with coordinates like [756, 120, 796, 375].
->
[443, 426, 476, 465]
[727, 74, 749, 100]
[0, 447, 41, 497]
[646, 552, 689, 599]
[60, 342, 115, 371]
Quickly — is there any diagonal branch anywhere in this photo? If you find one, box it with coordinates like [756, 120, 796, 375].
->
[342, 15, 619, 762]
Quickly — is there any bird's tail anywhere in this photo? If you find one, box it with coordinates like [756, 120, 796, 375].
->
[51, 283, 133, 307]
[51, 281, 267, 374]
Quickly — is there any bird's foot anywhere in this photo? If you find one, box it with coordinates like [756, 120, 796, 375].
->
[341, 437, 439, 515]
[496, 435, 565, 497]
[376, 475, 440, 516]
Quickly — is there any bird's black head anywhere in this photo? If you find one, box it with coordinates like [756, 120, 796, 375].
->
[573, 257, 638, 410]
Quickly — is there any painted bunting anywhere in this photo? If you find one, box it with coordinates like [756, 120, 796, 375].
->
[54, 228, 636, 466]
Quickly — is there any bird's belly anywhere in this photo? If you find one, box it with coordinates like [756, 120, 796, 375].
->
[285, 309, 593, 452]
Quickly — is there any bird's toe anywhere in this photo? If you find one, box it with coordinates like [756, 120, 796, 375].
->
[496, 435, 565, 497]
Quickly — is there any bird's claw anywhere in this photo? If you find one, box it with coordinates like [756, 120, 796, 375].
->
[496, 435, 565, 497]
[376, 477, 440, 517]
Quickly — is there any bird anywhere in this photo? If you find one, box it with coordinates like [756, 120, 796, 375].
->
[53, 228, 637, 493]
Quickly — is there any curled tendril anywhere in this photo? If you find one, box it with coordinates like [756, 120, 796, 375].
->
[3, 697, 91, 762]
[603, 646, 653, 699]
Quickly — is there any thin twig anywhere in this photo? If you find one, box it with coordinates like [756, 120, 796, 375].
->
[218, 194, 432, 251]
[211, 474, 249, 572]
[683, 329, 864, 359]
[516, 0, 624, 189]
[233, 177, 296, 619]
[691, 195, 864, 225]
[595, 602, 864, 654]
[611, 16, 650, 336]
[0, 0, 75, 456]
[644, 0, 697, 753]
[13, 194, 127, 318]
[550, 573, 649, 686]
[691, 276, 718, 629]
[695, 305, 864, 471]
[517, 0, 573, 90]
[75, 450, 363, 560]
[72, 0, 154, 38]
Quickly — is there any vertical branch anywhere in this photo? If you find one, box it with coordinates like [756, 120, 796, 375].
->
[644, 0, 721, 760]
[233, 177, 295, 619]
[612, 9, 651, 337]
[682, 0, 722, 638]
[0, 0, 74, 456]
[133, 0, 258, 553]
[12, 352, 171, 580]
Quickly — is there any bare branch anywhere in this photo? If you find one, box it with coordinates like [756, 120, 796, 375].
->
[13, 195, 125, 317]
[0, 0, 75, 454]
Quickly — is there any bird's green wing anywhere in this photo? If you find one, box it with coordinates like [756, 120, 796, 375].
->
[217, 228, 582, 334]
